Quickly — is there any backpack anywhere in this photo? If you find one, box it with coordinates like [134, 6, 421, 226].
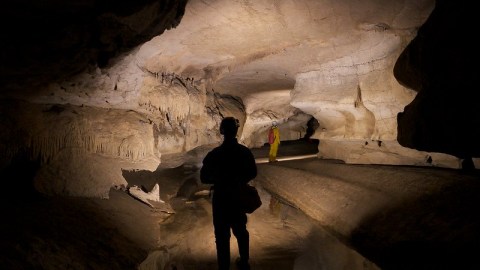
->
[268, 128, 274, 144]
[238, 184, 262, 214]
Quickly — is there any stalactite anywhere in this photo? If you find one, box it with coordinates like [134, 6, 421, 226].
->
[141, 70, 206, 130]
[354, 85, 362, 108]
[21, 117, 152, 165]
[118, 135, 147, 161]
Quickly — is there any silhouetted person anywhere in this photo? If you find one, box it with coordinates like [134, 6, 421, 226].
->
[201, 117, 257, 270]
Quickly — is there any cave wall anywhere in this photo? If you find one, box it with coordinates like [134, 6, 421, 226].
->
[394, 0, 479, 160]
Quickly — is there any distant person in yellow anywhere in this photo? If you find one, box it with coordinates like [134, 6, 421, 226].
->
[268, 121, 280, 162]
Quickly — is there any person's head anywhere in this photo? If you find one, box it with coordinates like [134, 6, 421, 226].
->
[220, 117, 240, 139]
[272, 121, 277, 127]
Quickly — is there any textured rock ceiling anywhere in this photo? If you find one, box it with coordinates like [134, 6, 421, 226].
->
[0, 0, 478, 197]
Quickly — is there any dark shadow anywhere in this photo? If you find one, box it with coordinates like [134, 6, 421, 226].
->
[1, 1, 190, 90]
[0, 192, 147, 269]
[303, 116, 320, 141]
[0, 151, 42, 203]
[350, 173, 480, 270]
[394, 1, 479, 158]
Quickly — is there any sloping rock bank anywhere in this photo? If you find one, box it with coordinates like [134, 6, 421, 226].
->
[257, 159, 480, 270]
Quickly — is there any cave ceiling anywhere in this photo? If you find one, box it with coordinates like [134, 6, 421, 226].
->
[1, 0, 433, 96]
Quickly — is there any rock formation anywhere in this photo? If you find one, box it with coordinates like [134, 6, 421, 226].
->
[1, 0, 477, 198]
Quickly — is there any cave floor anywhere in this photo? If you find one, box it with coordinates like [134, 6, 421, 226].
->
[1, 140, 479, 270]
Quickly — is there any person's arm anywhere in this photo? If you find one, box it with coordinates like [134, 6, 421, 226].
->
[200, 152, 216, 184]
[242, 149, 257, 184]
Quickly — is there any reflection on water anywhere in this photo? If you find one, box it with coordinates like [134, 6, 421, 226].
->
[138, 174, 379, 270]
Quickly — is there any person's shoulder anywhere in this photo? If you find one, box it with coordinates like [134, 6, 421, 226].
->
[239, 143, 250, 149]
[204, 145, 222, 157]
[208, 146, 223, 154]
[237, 143, 254, 153]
